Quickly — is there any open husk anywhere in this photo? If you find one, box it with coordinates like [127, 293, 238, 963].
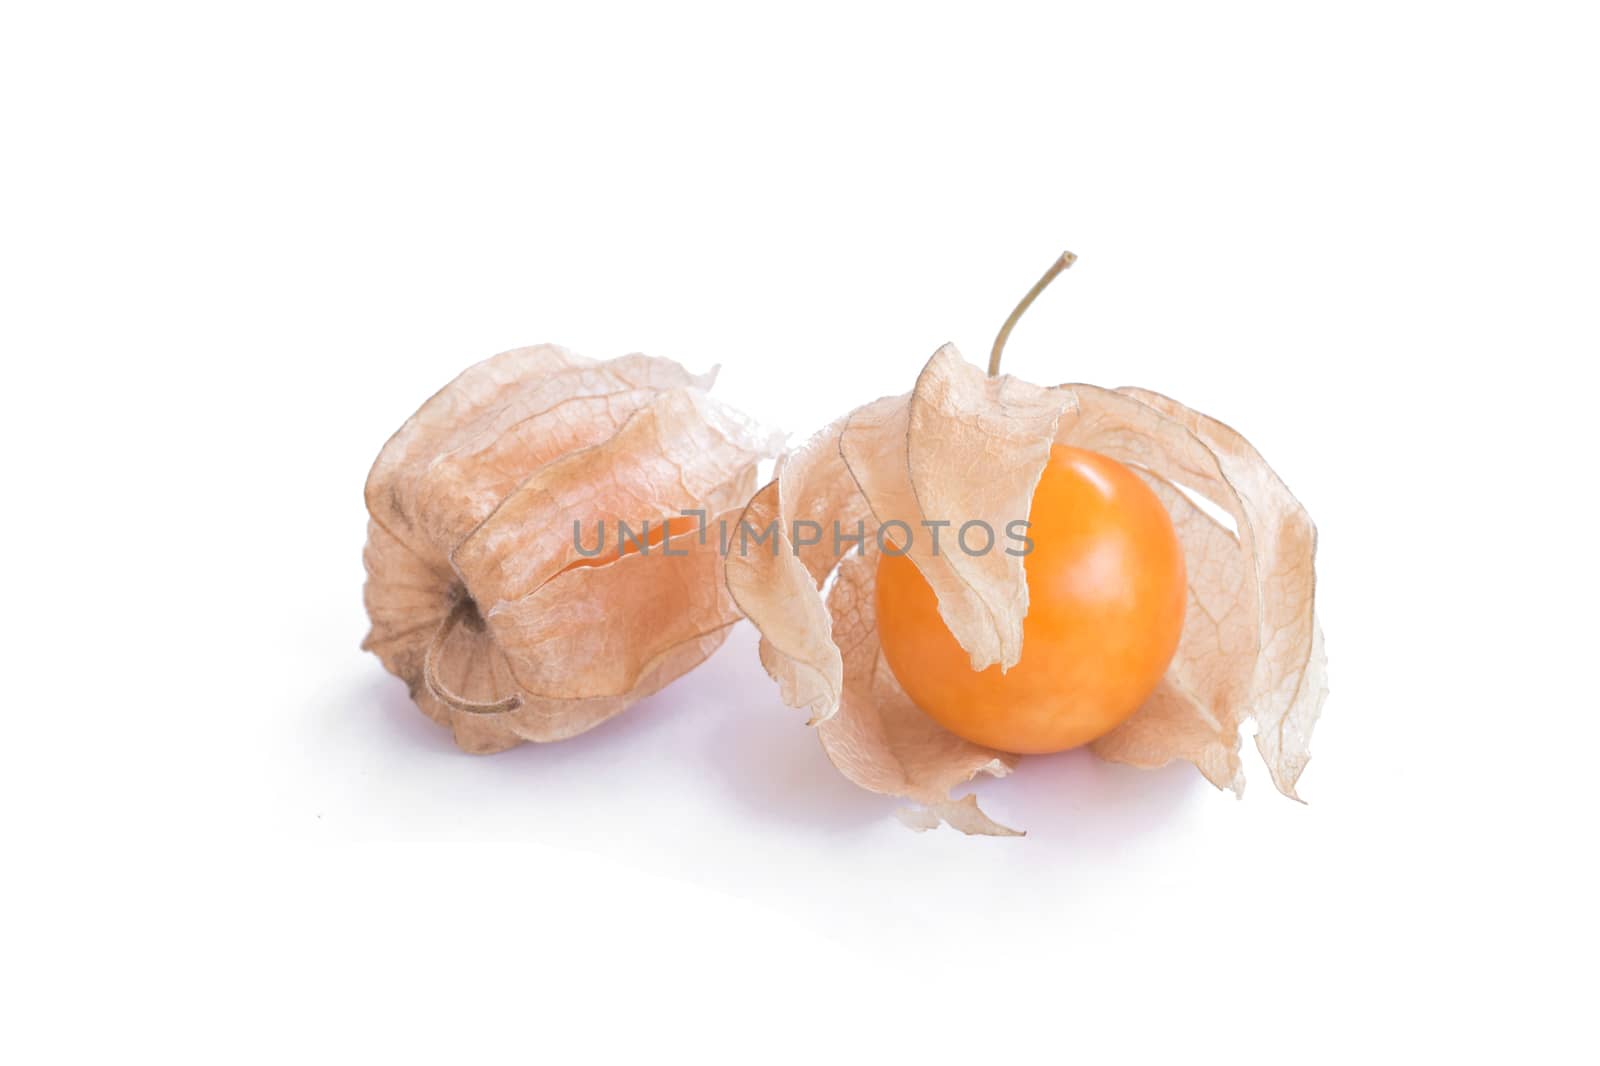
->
[363, 344, 777, 752]
[727, 344, 1326, 834]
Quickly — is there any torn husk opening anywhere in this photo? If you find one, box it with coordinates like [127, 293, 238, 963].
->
[728, 256, 1326, 835]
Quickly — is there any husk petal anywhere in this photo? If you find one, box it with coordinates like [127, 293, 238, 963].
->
[818, 552, 1018, 835]
[1111, 387, 1325, 799]
[725, 413, 875, 722]
[839, 345, 1072, 673]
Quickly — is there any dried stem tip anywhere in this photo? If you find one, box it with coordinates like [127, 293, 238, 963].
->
[988, 251, 1077, 377]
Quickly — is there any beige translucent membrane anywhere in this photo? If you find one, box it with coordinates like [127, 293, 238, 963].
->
[1108, 387, 1325, 800]
[822, 553, 1021, 835]
[363, 344, 777, 752]
[846, 344, 1074, 671]
[729, 345, 1326, 833]
[725, 412, 871, 722]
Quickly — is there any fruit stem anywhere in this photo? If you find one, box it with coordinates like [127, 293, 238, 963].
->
[988, 250, 1077, 377]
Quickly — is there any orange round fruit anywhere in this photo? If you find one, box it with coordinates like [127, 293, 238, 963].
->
[875, 444, 1187, 754]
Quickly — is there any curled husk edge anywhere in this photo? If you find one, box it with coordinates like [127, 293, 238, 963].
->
[726, 345, 1327, 835]
[363, 344, 777, 752]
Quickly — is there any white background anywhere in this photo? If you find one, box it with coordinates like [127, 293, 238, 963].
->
[4, 2, 1597, 1061]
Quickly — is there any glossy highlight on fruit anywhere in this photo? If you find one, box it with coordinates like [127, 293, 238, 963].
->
[876, 444, 1187, 754]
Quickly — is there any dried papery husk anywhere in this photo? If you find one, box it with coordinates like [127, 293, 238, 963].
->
[844, 346, 1075, 672]
[728, 345, 1326, 834]
[724, 412, 870, 722]
[364, 344, 778, 752]
[822, 551, 1021, 836]
[1099, 387, 1326, 800]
